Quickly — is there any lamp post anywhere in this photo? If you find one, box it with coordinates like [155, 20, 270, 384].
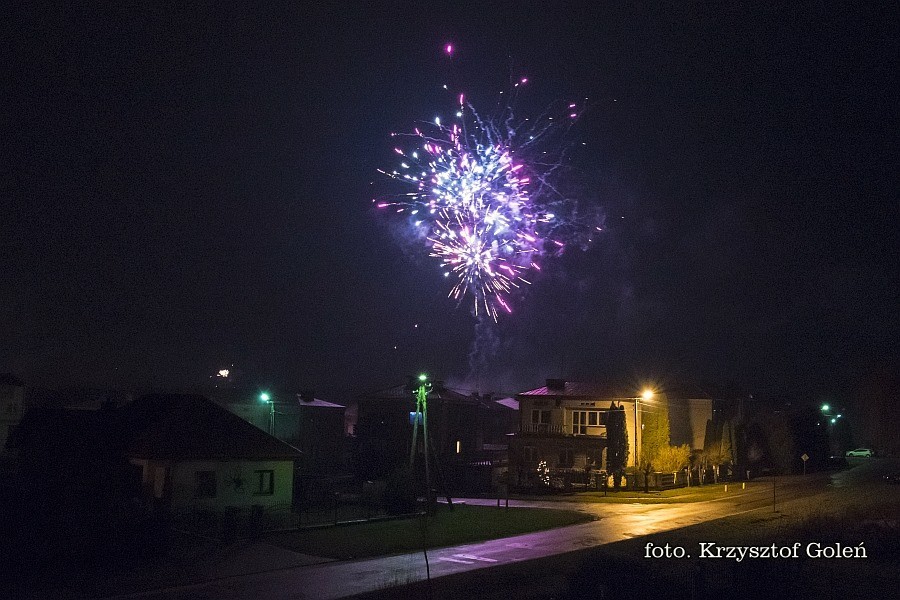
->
[410, 374, 433, 510]
[634, 389, 654, 471]
[260, 392, 274, 435]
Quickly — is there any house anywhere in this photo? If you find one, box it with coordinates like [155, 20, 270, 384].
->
[511, 379, 644, 484]
[210, 389, 347, 475]
[0, 374, 25, 452]
[510, 378, 717, 486]
[352, 380, 477, 479]
[123, 394, 302, 513]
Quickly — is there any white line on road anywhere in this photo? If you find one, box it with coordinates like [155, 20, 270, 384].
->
[438, 557, 474, 564]
[454, 554, 498, 562]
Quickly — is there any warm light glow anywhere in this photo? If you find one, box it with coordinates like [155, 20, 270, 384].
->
[456, 440, 461, 454]
[217, 369, 230, 378]
[641, 389, 654, 400]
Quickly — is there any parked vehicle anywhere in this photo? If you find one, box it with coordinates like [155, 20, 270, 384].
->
[845, 448, 873, 457]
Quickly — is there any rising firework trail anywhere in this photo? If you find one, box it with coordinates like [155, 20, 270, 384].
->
[376, 51, 601, 321]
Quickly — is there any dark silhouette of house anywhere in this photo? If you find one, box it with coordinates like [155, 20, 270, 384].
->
[352, 379, 518, 490]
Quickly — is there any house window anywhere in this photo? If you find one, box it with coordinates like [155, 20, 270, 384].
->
[531, 409, 552, 432]
[194, 471, 216, 498]
[559, 448, 574, 468]
[254, 470, 274, 495]
[572, 411, 605, 435]
[531, 409, 551, 424]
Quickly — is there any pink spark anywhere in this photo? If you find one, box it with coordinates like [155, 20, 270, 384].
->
[445, 43, 453, 56]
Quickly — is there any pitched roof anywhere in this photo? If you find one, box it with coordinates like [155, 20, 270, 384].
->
[495, 397, 520, 410]
[518, 381, 631, 399]
[358, 383, 476, 404]
[123, 394, 302, 461]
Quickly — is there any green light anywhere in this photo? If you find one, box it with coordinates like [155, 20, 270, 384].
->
[821, 404, 829, 412]
[830, 418, 836, 424]
[260, 392, 271, 402]
[418, 374, 427, 382]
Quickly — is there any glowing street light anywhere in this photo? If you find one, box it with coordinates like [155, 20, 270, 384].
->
[821, 404, 829, 412]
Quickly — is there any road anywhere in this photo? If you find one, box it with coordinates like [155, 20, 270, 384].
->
[114, 459, 896, 600]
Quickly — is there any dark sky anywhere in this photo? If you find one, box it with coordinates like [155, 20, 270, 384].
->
[3, 2, 897, 401]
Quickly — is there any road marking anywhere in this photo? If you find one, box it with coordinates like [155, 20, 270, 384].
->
[439, 557, 474, 564]
[455, 554, 498, 562]
[505, 542, 532, 549]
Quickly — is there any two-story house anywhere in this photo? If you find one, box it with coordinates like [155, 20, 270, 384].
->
[510, 379, 670, 484]
[510, 379, 716, 487]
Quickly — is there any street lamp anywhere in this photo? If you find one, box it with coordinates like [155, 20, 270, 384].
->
[635, 389, 654, 470]
[410, 373, 434, 510]
[259, 391, 274, 435]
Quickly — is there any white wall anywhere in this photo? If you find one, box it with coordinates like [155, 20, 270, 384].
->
[133, 459, 294, 512]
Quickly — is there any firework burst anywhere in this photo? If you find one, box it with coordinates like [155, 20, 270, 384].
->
[377, 76, 598, 321]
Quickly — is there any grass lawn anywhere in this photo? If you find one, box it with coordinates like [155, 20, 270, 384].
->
[267, 504, 592, 560]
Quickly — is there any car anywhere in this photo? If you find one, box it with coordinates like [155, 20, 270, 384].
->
[845, 448, 873, 458]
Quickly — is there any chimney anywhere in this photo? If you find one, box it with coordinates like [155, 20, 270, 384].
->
[546, 378, 566, 391]
[299, 390, 315, 403]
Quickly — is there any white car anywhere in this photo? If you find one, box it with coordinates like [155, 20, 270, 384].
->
[845, 448, 873, 458]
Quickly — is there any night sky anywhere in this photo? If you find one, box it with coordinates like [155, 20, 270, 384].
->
[3, 3, 897, 402]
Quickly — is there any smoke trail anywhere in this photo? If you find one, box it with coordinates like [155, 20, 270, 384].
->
[467, 315, 500, 393]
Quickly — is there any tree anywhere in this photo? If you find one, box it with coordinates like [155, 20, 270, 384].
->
[640, 399, 670, 472]
[701, 421, 734, 482]
[606, 403, 629, 489]
[654, 444, 691, 473]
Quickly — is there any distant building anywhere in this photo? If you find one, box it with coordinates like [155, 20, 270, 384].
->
[210, 389, 347, 475]
[352, 380, 518, 487]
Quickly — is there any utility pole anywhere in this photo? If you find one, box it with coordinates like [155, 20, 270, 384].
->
[410, 374, 433, 511]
